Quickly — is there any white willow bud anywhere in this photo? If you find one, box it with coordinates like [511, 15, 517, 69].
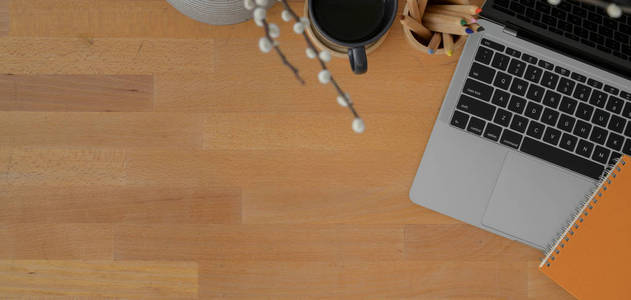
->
[293, 22, 305, 34]
[268, 23, 280, 38]
[306, 48, 317, 59]
[281, 10, 292, 22]
[547, 0, 560, 5]
[606, 3, 622, 18]
[352, 118, 365, 133]
[319, 50, 331, 62]
[318, 70, 331, 84]
[244, 0, 255, 10]
[253, 7, 266, 22]
[259, 37, 272, 53]
[255, 0, 268, 6]
[337, 94, 350, 107]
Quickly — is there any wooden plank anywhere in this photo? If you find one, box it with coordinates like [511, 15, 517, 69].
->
[199, 261, 510, 298]
[0, 224, 112, 259]
[6, 148, 127, 186]
[0, 186, 241, 224]
[0, 260, 198, 299]
[0, 74, 153, 112]
[0, 0, 7, 36]
[404, 224, 541, 261]
[0, 38, 214, 74]
[0, 112, 204, 148]
[203, 113, 425, 151]
[241, 186, 458, 224]
[114, 224, 404, 261]
[124, 149, 419, 188]
[527, 261, 574, 299]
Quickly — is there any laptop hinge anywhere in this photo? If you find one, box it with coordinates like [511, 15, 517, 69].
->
[502, 25, 518, 37]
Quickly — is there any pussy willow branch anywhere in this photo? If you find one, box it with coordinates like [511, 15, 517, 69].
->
[262, 19, 305, 84]
[277, 0, 360, 119]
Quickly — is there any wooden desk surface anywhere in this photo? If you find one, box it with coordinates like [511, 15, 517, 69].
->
[0, 0, 573, 298]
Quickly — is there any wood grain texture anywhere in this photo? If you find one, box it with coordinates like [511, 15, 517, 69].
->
[0, 74, 153, 111]
[0, 260, 198, 299]
[0, 0, 574, 298]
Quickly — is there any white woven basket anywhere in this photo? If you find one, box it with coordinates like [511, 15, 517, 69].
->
[167, 0, 274, 25]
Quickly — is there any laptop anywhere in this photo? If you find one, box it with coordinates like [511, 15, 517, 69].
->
[409, 0, 631, 250]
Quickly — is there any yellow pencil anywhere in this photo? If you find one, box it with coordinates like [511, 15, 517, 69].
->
[469, 23, 484, 32]
[407, 0, 421, 21]
[427, 32, 442, 54]
[442, 32, 454, 56]
[422, 12, 466, 27]
[400, 14, 433, 41]
[427, 4, 482, 15]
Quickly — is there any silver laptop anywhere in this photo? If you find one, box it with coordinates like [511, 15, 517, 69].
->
[410, 0, 631, 249]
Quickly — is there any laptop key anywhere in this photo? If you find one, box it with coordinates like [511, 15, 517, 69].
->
[526, 84, 544, 102]
[560, 133, 578, 151]
[592, 145, 610, 164]
[592, 109, 610, 127]
[543, 90, 562, 108]
[589, 90, 607, 108]
[494, 108, 513, 127]
[481, 38, 505, 52]
[572, 84, 591, 101]
[524, 65, 543, 83]
[604, 84, 619, 95]
[554, 66, 570, 77]
[621, 91, 631, 101]
[493, 72, 512, 90]
[500, 129, 523, 149]
[484, 123, 502, 141]
[606, 96, 624, 114]
[451, 110, 469, 129]
[590, 126, 608, 145]
[521, 136, 604, 179]
[508, 95, 527, 114]
[525, 101, 543, 120]
[576, 139, 595, 158]
[623, 139, 631, 155]
[505, 47, 521, 58]
[510, 78, 528, 96]
[538, 59, 554, 70]
[608, 115, 626, 133]
[521, 53, 538, 65]
[542, 108, 560, 126]
[491, 53, 511, 71]
[558, 114, 576, 132]
[557, 77, 576, 95]
[510, 115, 529, 133]
[467, 116, 486, 135]
[559, 96, 578, 114]
[610, 152, 622, 165]
[475, 46, 494, 64]
[622, 102, 631, 119]
[492, 90, 510, 108]
[606, 132, 624, 151]
[463, 79, 493, 101]
[469, 63, 496, 84]
[575, 102, 594, 121]
[587, 78, 603, 89]
[457, 94, 496, 121]
[526, 121, 545, 139]
[507, 59, 526, 77]
[570, 72, 587, 83]
[543, 127, 562, 145]
[573, 120, 592, 139]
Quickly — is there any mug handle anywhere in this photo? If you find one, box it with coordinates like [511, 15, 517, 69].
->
[348, 46, 367, 74]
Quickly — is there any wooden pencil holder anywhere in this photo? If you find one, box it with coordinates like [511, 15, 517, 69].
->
[402, 0, 468, 55]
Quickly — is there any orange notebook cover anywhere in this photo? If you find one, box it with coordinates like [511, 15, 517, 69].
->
[539, 155, 631, 299]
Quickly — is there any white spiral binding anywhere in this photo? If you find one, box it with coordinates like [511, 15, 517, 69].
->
[540, 156, 627, 268]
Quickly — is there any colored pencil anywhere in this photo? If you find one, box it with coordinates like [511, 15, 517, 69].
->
[423, 21, 473, 35]
[442, 32, 454, 56]
[469, 23, 484, 32]
[427, 4, 482, 15]
[422, 12, 466, 27]
[417, 0, 429, 19]
[434, 0, 473, 6]
[427, 32, 442, 54]
[407, 0, 421, 21]
[400, 15, 433, 40]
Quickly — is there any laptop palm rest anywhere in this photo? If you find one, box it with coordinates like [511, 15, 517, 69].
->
[481, 152, 595, 248]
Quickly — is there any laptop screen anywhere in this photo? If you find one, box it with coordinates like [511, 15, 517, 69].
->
[481, 0, 631, 80]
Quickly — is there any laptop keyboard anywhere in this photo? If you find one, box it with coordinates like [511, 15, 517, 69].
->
[492, 0, 631, 61]
[450, 38, 631, 180]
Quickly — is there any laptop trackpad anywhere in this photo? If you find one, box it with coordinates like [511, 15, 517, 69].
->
[481, 152, 595, 249]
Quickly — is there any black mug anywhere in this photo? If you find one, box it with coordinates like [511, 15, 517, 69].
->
[308, 0, 398, 74]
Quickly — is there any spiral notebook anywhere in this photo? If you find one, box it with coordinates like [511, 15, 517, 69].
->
[539, 155, 631, 299]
